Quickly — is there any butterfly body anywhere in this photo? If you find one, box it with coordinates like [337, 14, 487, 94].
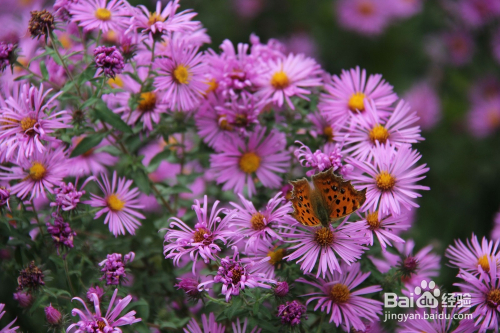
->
[289, 168, 367, 227]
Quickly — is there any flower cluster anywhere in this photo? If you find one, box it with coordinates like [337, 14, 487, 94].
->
[99, 252, 135, 285]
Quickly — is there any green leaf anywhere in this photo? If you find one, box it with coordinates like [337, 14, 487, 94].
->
[69, 133, 105, 157]
[148, 149, 172, 170]
[39, 61, 49, 80]
[132, 170, 151, 195]
[132, 299, 150, 321]
[94, 101, 133, 133]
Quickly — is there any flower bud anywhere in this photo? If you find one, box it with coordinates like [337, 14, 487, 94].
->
[13, 291, 33, 308]
[274, 281, 289, 297]
[45, 304, 62, 324]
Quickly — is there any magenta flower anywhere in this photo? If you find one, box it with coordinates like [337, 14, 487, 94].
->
[298, 262, 382, 331]
[198, 247, 275, 302]
[282, 222, 369, 278]
[93, 46, 124, 78]
[69, 0, 131, 33]
[45, 304, 62, 325]
[99, 252, 134, 285]
[388, 0, 423, 18]
[85, 171, 145, 237]
[277, 301, 307, 327]
[456, 0, 500, 28]
[467, 97, 500, 138]
[306, 111, 340, 143]
[154, 43, 207, 112]
[0, 187, 10, 209]
[163, 196, 235, 272]
[231, 318, 261, 333]
[294, 141, 352, 177]
[255, 53, 322, 110]
[0, 303, 18, 333]
[209, 128, 289, 197]
[86, 286, 104, 302]
[175, 278, 203, 301]
[398, 308, 475, 333]
[68, 136, 118, 176]
[50, 182, 85, 211]
[46, 214, 77, 254]
[319, 67, 398, 127]
[242, 242, 287, 279]
[67, 288, 141, 332]
[343, 99, 423, 161]
[455, 259, 500, 333]
[0, 84, 70, 161]
[229, 192, 293, 251]
[0, 42, 15, 72]
[443, 30, 474, 66]
[129, 0, 198, 38]
[12, 291, 33, 308]
[336, 0, 390, 36]
[492, 209, 500, 241]
[358, 210, 409, 250]
[347, 143, 429, 216]
[403, 81, 441, 130]
[446, 234, 500, 276]
[0, 146, 68, 200]
[195, 95, 236, 149]
[183, 313, 225, 333]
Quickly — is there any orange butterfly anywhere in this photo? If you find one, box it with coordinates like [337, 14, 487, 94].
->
[289, 168, 367, 227]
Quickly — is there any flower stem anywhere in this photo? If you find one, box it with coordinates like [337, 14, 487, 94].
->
[64, 257, 76, 296]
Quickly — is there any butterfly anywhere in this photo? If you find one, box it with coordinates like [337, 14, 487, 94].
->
[289, 168, 367, 227]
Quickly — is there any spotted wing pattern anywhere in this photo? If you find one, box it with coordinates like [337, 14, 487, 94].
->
[290, 178, 322, 227]
[312, 168, 367, 219]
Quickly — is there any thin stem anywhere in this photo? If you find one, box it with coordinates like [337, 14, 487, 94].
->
[14, 61, 62, 89]
[205, 294, 229, 306]
[64, 257, 76, 296]
[31, 203, 44, 238]
[101, 122, 130, 155]
[151, 182, 175, 215]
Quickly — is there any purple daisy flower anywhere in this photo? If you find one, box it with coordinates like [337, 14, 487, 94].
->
[255, 53, 322, 110]
[129, 0, 198, 38]
[85, 171, 145, 237]
[154, 42, 207, 112]
[195, 95, 236, 149]
[242, 242, 287, 279]
[231, 318, 261, 333]
[99, 252, 134, 285]
[0, 84, 70, 161]
[492, 209, 500, 241]
[198, 247, 275, 302]
[68, 136, 118, 176]
[277, 300, 307, 327]
[0, 146, 68, 200]
[358, 210, 410, 250]
[319, 67, 398, 127]
[69, 0, 131, 33]
[467, 96, 500, 138]
[446, 234, 500, 276]
[336, 0, 391, 36]
[209, 127, 289, 197]
[50, 181, 85, 211]
[306, 111, 340, 143]
[347, 143, 430, 216]
[67, 288, 141, 332]
[455, 259, 500, 333]
[163, 195, 235, 272]
[0, 187, 11, 210]
[93, 46, 124, 78]
[343, 99, 423, 161]
[294, 141, 352, 177]
[282, 221, 369, 278]
[0, 303, 18, 333]
[46, 213, 77, 254]
[403, 81, 441, 130]
[229, 192, 293, 251]
[298, 262, 382, 331]
[443, 30, 475, 67]
[183, 313, 225, 333]
[387, 0, 423, 18]
[398, 308, 475, 333]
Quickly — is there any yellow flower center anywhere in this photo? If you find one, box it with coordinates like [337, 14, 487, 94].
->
[314, 227, 334, 247]
[97, 320, 106, 331]
[148, 12, 165, 25]
[376, 171, 396, 191]
[21, 117, 36, 133]
[487, 288, 500, 308]
[230, 267, 243, 284]
[357, 1, 375, 15]
[59, 33, 72, 49]
[239, 152, 261, 174]
[95, 8, 111, 21]
[267, 248, 286, 266]
[218, 115, 233, 131]
[348, 92, 366, 113]
[250, 212, 266, 230]
[107, 194, 125, 212]
[330, 283, 350, 303]
[271, 71, 290, 89]
[193, 227, 209, 243]
[205, 78, 218, 94]
[487, 109, 500, 128]
[478, 255, 490, 272]
[369, 124, 390, 144]
[173, 65, 190, 84]
[108, 75, 124, 88]
[323, 126, 334, 142]
[366, 211, 380, 230]
[138, 92, 157, 112]
[29, 162, 46, 181]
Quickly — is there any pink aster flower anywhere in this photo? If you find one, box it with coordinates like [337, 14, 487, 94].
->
[68, 136, 118, 176]
[443, 30, 475, 66]
[387, 0, 423, 18]
[298, 262, 382, 331]
[0, 146, 68, 200]
[255, 53, 322, 110]
[358, 210, 409, 250]
[319, 67, 398, 127]
[343, 99, 422, 161]
[398, 308, 475, 333]
[403, 81, 441, 130]
[242, 242, 287, 279]
[209, 128, 289, 197]
[231, 318, 261, 333]
[294, 141, 353, 177]
[370, 239, 440, 291]
[163, 196, 235, 272]
[85, 171, 145, 237]
[0, 84, 70, 161]
[336, 0, 391, 36]
[306, 111, 340, 143]
[467, 97, 500, 138]
[229, 192, 293, 251]
[67, 288, 141, 332]
[154, 42, 207, 112]
[183, 313, 225, 333]
[347, 143, 430, 216]
[454, 259, 500, 333]
[195, 95, 236, 150]
[446, 234, 500, 276]
[0, 303, 18, 333]
[282, 222, 369, 278]
[99, 252, 134, 285]
[491, 209, 500, 241]
[129, 0, 198, 38]
[69, 0, 131, 33]
[198, 246, 275, 302]
[456, 0, 500, 28]
[493, 28, 500, 65]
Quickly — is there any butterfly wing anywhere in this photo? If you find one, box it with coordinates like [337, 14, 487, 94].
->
[312, 168, 366, 220]
[290, 178, 322, 227]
